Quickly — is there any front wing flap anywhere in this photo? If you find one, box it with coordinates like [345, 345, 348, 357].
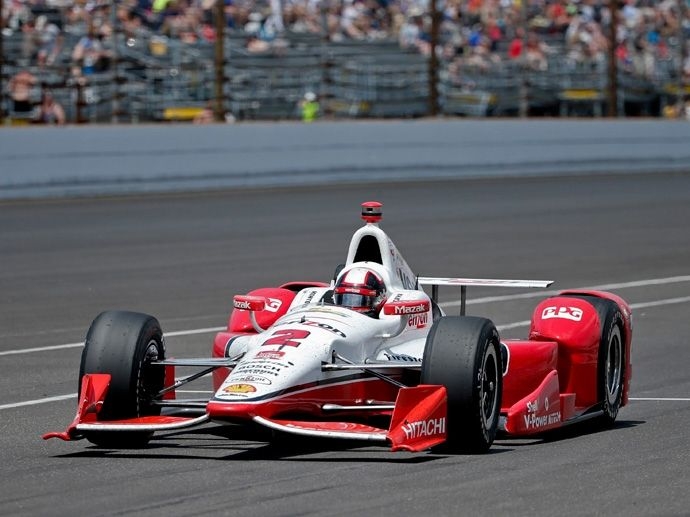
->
[44, 376, 447, 452]
[252, 385, 447, 452]
[42, 374, 208, 441]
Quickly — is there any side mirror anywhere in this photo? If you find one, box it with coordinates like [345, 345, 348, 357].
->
[233, 296, 268, 332]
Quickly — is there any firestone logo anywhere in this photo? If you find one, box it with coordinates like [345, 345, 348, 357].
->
[541, 306, 583, 322]
[401, 417, 446, 440]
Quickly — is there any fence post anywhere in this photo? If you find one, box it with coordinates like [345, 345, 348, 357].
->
[606, 0, 619, 117]
[213, 0, 225, 122]
[0, 0, 5, 125]
[518, 1, 529, 117]
[428, 0, 440, 116]
[110, 0, 121, 123]
[677, 0, 687, 118]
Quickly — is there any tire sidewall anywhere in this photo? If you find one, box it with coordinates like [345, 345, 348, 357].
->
[79, 311, 166, 421]
[421, 316, 502, 453]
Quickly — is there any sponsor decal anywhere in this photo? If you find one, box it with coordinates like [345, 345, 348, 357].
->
[262, 329, 311, 349]
[303, 320, 346, 337]
[408, 313, 428, 328]
[264, 298, 283, 313]
[255, 350, 285, 360]
[280, 319, 347, 338]
[234, 364, 282, 377]
[233, 299, 252, 310]
[383, 352, 421, 362]
[524, 396, 558, 429]
[233, 358, 292, 378]
[394, 303, 427, 315]
[233, 375, 272, 385]
[223, 383, 256, 394]
[303, 290, 317, 305]
[541, 306, 583, 322]
[523, 411, 561, 430]
[401, 417, 446, 440]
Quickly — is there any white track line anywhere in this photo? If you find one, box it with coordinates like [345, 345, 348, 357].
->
[0, 327, 226, 357]
[0, 390, 213, 411]
[0, 394, 76, 410]
[630, 397, 690, 402]
[442, 275, 690, 308]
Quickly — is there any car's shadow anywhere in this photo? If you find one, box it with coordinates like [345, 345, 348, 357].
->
[52, 420, 642, 461]
[53, 423, 514, 462]
[495, 418, 644, 447]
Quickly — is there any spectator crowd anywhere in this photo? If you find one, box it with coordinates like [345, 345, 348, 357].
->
[3, 0, 689, 120]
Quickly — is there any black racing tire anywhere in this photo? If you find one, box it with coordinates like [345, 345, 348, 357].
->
[561, 295, 626, 427]
[79, 310, 166, 447]
[420, 316, 502, 454]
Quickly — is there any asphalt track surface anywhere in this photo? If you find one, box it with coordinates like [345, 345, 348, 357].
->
[2, 174, 690, 516]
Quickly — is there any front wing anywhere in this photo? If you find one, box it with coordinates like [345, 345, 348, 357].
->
[44, 374, 448, 452]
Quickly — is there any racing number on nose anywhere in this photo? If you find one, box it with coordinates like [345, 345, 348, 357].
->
[262, 329, 311, 350]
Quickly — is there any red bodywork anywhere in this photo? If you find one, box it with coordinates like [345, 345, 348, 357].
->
[500, 290, 632, 435]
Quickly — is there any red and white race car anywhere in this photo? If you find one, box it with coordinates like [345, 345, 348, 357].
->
[45, 202, 632, 453]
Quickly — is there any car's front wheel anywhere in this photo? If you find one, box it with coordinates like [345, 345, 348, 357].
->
[79, 310, 166, 447]
[421, 316, 502, 453]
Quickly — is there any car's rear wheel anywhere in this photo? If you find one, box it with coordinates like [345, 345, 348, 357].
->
[421, 316, 502, 453]
[79, 310, 166, 447]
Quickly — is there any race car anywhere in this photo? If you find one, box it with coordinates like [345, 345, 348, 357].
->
[44, 201, 633, 453]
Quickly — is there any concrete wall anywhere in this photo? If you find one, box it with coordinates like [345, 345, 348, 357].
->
[1, 119, 689, 199]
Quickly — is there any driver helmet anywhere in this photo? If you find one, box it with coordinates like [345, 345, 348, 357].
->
[334, 265, 388, 316]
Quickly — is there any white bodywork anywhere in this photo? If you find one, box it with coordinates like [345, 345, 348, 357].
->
[215, 222, 434, 403]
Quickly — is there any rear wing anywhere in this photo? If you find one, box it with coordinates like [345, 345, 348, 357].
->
[418, 277, 553, 315]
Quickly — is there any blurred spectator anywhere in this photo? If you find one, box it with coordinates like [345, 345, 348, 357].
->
[72, 27, 111, 76]
[525, 32, 551, 71]
[35, 15, 63, 67]
[8, 69, 38, 114]
[193, 102, 215, 124]
[34, 90, 66, 125]
[565, 16, 608, 65]
[398, 8, 430, 55]
[341, 0, 369, 40]
[299, 91, 319, 122]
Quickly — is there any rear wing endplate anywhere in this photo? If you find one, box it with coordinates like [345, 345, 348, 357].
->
[418, 277, 553, 315]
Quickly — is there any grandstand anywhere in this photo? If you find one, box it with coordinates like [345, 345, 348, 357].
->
[1, 0, 688, 123]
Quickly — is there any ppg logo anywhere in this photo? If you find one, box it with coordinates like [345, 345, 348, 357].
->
[541, 306, 583, 322]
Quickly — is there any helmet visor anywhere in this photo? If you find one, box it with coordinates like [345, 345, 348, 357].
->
[334, 287, 376, 309]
